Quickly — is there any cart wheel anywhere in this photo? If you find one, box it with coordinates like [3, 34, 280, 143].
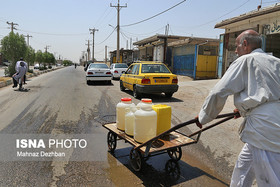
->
[165, 160, 181, 180]
[129, 149, 143, 171]
[167, 147, 182, 161]
[107, 132, 117, 152]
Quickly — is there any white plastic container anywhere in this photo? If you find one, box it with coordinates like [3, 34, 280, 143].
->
[134, 99, 157, 143]
[125, 104, 137, 136]
[136, 98, 152, 110]
[116, 98, 132, 131]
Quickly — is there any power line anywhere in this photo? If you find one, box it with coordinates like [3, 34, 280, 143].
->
[193, 0, 251, 28]
[120, 26, 166, 37]
[120, 30, 130, 40]
[96, 27, 116, 45]
[121, 0, 187, 27]
[93, 0, 115, 28]
[18, 29, 88, 36]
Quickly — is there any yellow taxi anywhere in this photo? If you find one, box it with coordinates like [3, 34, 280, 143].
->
[120, 61, 178, 98]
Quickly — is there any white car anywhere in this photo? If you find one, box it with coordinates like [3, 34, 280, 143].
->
[3, 61, 10, 66]
[34, 63, 40, 69]
[86, 63, 112, 84]
[110, 63, 128, 79]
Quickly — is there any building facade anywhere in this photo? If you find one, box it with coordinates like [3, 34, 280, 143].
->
[169, 37, 219, 79]
[133, 34, 188, 68]
[109, 49, 134, 65]
[133, 35, 219, 79]
[215, 3, 280, 77]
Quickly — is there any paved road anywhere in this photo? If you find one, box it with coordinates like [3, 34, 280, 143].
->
[0, 66, 243, 186]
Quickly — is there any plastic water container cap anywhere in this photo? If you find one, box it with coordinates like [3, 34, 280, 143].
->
[121, 97, 132, 102]
[141, 98, 152, 103]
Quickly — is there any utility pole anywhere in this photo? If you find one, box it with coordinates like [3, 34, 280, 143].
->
[105, 45, 108, 64]
[24, 34, 32, 46]
[6, 21, 18, 33]
[81, 51, 86, 66]
[165, 24, 169, 36]
[45, 45, 50, 53]
[85, 40, 91, 61]
[89, 28, 98, 62]
[111, 0, 127, 63]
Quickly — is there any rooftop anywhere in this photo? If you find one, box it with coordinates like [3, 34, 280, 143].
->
[215, 3, 280, 28]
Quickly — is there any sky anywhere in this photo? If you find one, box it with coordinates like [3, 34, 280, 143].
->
[0, 0, 279, 63]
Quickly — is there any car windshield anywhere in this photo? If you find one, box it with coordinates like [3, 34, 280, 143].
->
[141, 64, 171, 73]
[115, 64, 128, 68]
[89, 63, 108, 69]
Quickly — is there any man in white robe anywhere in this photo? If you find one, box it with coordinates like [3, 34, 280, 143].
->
[197, 30, 280, 186]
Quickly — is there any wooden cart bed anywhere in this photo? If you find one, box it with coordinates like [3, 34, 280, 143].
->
[103, 123, 197, 154]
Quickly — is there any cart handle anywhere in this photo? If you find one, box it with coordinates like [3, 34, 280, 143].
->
[133, 112, 238, 151]
[189, 115, 235, 138]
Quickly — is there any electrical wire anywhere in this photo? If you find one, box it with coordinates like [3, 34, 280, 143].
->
[0, 18, 6, 23]
[94, 47, 105, 54]
[121, 0, 187, 27]
[120, 30, 130, 40]
[93, 0, 115, 28]
[96, 27, 116, 45]
[193, 0, 251, 28]
[18, 29, 88, 36]
[120, 26, 166, 37]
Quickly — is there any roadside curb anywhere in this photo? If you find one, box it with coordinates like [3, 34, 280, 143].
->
[0, 67, 64, 89]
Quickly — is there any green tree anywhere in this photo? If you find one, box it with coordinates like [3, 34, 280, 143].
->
[43, 52, 56, 68]
[25, 46, 36, 68]
[1, 32, 28, 76]
[63, 60, 73, 66]
[35, 50, 43, 66]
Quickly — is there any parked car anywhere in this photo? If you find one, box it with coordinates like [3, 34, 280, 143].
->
[120, 61, 178, 98]
[34, 63, 40, 69]
[86, 63, 112, 85]
[110, 63, 128, 79]
[3, 61, 10, 66]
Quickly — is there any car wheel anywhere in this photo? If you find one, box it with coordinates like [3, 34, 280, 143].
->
[120, 81, 125, 91]
[165, 92, 173, 98]
[108, 80, 112, 85]
[133, 85, 141, 99]
[86, 80, 91, 85]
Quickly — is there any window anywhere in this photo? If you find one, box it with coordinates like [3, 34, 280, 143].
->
[198, 46, 218, 56]
[89, 63, 109, 69]
[115, 63, 128, 68]
[131, 64, 139, 75]
[126, 65, 134, 74]
[141, 64, 170, 73]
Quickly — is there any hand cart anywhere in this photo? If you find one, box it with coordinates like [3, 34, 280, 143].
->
[103, 112, 239, 171]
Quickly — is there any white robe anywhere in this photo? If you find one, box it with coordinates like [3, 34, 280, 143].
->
[199, 48, 280, 153]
